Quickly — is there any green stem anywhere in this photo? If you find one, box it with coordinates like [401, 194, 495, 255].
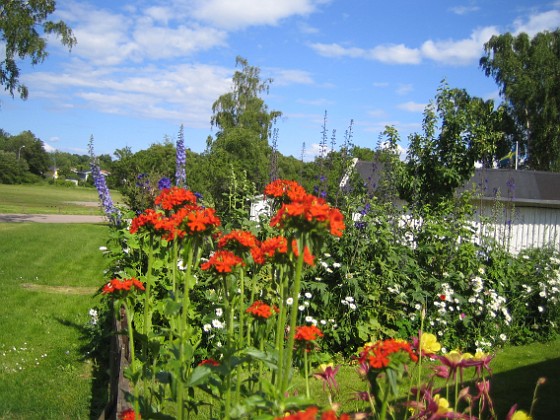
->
[124, 301, 140, 418]
[379, 379, 391, 420]
[281, 235, 306, 395]
[273, 267, 287, 388]
[177, 241, 195, 420]
[304, 349, 310, 398]
[143, 235, 154, 337]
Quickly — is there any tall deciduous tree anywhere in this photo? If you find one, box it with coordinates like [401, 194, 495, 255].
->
[0, 0, 76, 99]
[209, 57, 282, 195]
[480, 30, 560, 171]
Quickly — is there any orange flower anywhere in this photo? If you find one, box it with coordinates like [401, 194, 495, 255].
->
[267, 182, 345, 238]
[130, 209, 167, 234]
[201, 250, 245, 274]
[260, 236, 288, 257]
[276, 406, 319, 420]
[294, 325, 324, 342]
[264, 179, 307, 202]
[119, 408, 141, 420]
[358, 338, 418, 371]
[155, 186, 197, 211]
[321, 410, 350, 420]
[292, 239, 315, 266]
[198, 358, 220, 366]
[328, 208, 345, 237]
[170, 206, 221, 236]
[246, 300, 278, 319]
[218, 230, 259, 251]
[102, 278, 145, 295]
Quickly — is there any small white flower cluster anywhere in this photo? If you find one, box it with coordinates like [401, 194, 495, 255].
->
[298, 292, 313, 311]
[341, 296, 357, 310]
[88, 308, 99, 326]
[318, 253, 342, 274]
[203, 308, 225, 332]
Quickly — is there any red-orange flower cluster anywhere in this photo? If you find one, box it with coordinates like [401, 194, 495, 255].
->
[119, 408, 141, 420]
[129, 188, 221, 241]
[358, 339, 418, 370]
[245, 300, 279, 319]
[155, 186, 197, 211]
[264, 179, 308, 202]
[294, 325, 324, 342]
[198, 358, 220, 366]
[292, 239, 315, 266]
[129, 209, 169, 235]
[265, 180, 345, 237]
[201, 250, 245, 274]
[276, 407, 349, 420]
[218, 230, 259, 252]
[102, 277, 145, 295]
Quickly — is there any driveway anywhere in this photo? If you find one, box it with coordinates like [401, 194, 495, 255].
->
[0, 213, 107, 223]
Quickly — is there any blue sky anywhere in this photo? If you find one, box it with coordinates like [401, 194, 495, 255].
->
[1, 0, 559, 160]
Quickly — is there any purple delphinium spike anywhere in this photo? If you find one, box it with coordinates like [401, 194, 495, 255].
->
[175, 125, 187, 187]
[88, 137, 121, 226]
[158, 177, 172, 190]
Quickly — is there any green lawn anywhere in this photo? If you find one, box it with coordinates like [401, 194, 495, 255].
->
[0, 223, 109, 419]
[0, 184, 123, 215]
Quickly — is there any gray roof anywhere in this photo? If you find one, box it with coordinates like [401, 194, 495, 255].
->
[346, 160, 560, 208]
[464, 169, 560, 208]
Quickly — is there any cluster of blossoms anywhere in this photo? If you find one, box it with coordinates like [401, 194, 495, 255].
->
[88, 140, 121, 225]
[246, 300, 279, 319]
[277, 406, 350, 420]
[340, 296, 357, 311]
[358, 338, 418, 370]
[294, 325, 324, 342]
[101, 277, 145, 295]
[119, 408, 141, 420]
[265, 179, 345, 237]
[130, 187, 221, 241]
[175, 127, 186, 187]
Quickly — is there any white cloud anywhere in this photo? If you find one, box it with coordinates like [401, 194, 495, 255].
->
[55, 2, 227, 66]
[270, 69, 315, 86]
[43, 142, 57, 153]
[420, 26, 498, 65]
[449, 5, 480, 15]
[132, 24, 227, 60]
[513, 10, 560, 37]
[309, 43, 421, 64]
[191, 0, 325, 30]
[397, 101, 426, 112]
[368, 109, 388, 118]
[26, 64, 232, 127]
[396, 83, 413, 96]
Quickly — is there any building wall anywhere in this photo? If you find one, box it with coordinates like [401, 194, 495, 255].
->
[473, 203, 560, 254]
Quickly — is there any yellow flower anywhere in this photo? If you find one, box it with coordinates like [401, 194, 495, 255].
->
[319, 362, 333, 372]
[511, 411, 532, 420]
[434, 394, 451, 415]
[420, 333, 441, 354]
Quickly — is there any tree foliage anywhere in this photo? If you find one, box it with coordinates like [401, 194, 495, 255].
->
[209, 57, 282, 195]
[480, 29, 560, 171]
[0, 129, 50, 182]
[401, 82, 505, 207]
[0, 0, 76, 99]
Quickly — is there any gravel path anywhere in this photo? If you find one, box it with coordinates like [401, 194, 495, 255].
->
[0, 213, 107, 223]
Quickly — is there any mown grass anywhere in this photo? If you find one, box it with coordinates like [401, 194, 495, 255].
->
[0, 223, 109, 419]
[0, 184, 123, 215]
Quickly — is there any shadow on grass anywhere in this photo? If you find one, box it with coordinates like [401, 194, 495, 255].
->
[55, 316, 110, 420]
[489, 357, 560, 419]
